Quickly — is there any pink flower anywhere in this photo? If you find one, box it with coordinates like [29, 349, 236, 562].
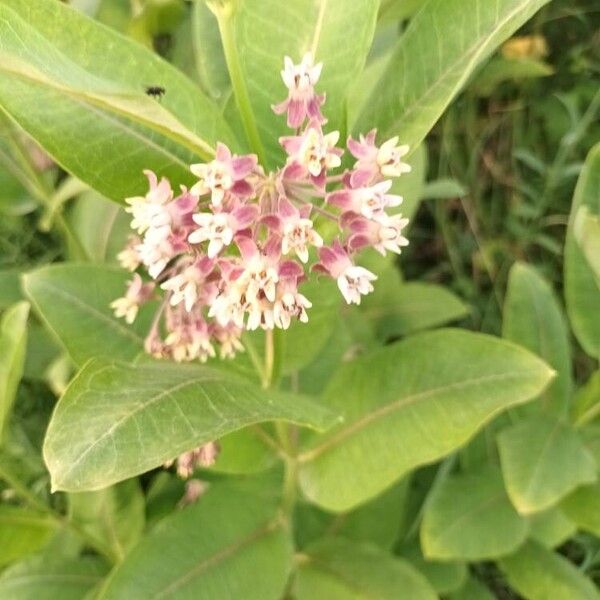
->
[272, 53, 326, 128]
[126, 170, 173, 234]
[188, 205, 258, 258]
[190, 143, 257, 207]
[314, 241, 377, 305]
[263, 197, 323, 263]
[165, 317, 215, 363]
[327, 179, 402, 219]
[346, 213, 410, 256]
[273, 271, 312, 330]
[160, 257, 214, 312]
[280, 121, 342, 187]
[212, 323, 245, 359]
[348, 130, 411, 186]
[110, 274, 154, 324]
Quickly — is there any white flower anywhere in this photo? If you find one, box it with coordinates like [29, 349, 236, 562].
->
[281, 52, 323, 99]
[161, 265, 202, 312]
[117, 238, 141, 271]
[243, 256, 279, 303]
[298, 128, 341, 177]
[376, 137, 411, 178]
[357, 180, 402, 220]
[246, 298, 275, 331]
[110, 274, 152, 324]
[337, 265, 377, 305]
[190, 161, 232, 207]
[273, 291, 312, 329]
[281, 217, 323, 263]
[136, 226, 173, 279]
[373, 213, 410, 256]
[188, 213, 234, 258]
[125, 171, 173, 234]
[208, 288, 246, 329]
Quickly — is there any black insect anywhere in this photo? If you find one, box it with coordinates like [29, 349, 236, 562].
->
[145, 86, 166, 100]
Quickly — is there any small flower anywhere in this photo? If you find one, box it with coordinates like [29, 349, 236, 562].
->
[347, 213, 410, 256]
[164, 318, 215, 362]
[190, 143, 257, 207]
[117, 235, 142, 271]
[168, 442, 221, 479]
[212, 324, 245, 359]
[272, 53, 326, 128]
[125, 170, 173, 234]
[327, 179, 402, 219]
[136, 226, 175, 279]
[281, 122, 342, 187]
[161, 258, 214, 312]
[273, 285, 312, 329]
[314, 240, 376, 305]
[348, 130, 411, 186]
[188, 205, 258, 258]
[110, 274, 154, 324]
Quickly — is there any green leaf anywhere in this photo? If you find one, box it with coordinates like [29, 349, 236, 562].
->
[0, 506, 56, 567]
[361, 280, 469, 340]
[420, 178, 467, 200]
[23, 264, 151, 367]
[503, 262, 572, 415]
[298, 329, 554, 511]
[574, 205, 600, 280]
[471, 56, 553, 96]
[0, 301, 29, 441]
[0, 268, 23, 310]
[227, 0, 379, 165]
[421, 465, 528, 560]
[43, 359, 339, 491]
[294, 538, 437, 600]
[0, 0, 237, 202]
[0, 554, 107, 600]
[69, 479, 145, 562]
[561, 482, 600, 538]
[497, 416, 597, 514]
[572, 371, 600, 426]
[565, 143, 600, 359]
[528, 508, 576, 549]
[98, 478, 292, 599]
[356, 0, 551, 148]
[447, 576, 494, 600]
[499, 541, 600, 600]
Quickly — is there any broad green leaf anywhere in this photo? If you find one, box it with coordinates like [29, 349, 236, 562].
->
[68, 192, 130, 264]
[574, 206, 600, 280]
[421, 178, 467, 200]
[565, 143, 600, 358]
[447, 576, 494, 600]
[43, 358, 339, 491]
[391, 143, 428, 221]
[401, 542, 467, 594]
[499, 541, 600, 600]
[210, 427, 278, 474]
[226, 0, 379, 165]
[378, 0, 425, 24]
[528, 508, 576, 549]
[0, 268, 23, 309]
[561, 482, 600, 538]
[471, 56, 553, 96]
[69, 479, 145, 562]
[0, 0, 237, 202]
[0, 554, 107, 600]
[98, 479, 292, 599]
[0, 506, 56, 567]
[294, 538, 437, 600]
[497, 416, 597, 514]
[503, 262, 572, 415]
[356, 0, 551, 148]
[298, 329, 554, 511]
[361, 280, 469, 340]
[421, 465, 528, 561]
[23, 264, 152, 367]
[0, 301, 29, 441]
[23, 322, 60, 382]
[572, 371, 600, 426]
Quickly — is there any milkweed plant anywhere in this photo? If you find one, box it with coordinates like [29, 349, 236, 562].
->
[1, 0, 598, 597]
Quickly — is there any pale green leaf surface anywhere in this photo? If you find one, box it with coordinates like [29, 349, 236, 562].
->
[231, 0, 379, 166]
[565, 143, 600, 358]
[0, 301, 29, 441]
[0, 554, 107, 600]
[43, 359, 339, 491]
[503, 262, 572, 415]
[421, 465, 528, 561]
[497, 416, 597, 514]
[447, 576, 494, 600]
[528, 508, 576, 549]
[0, 506, 56, 567]
[574, 205, 600, 281]
[23, 264, 152, 367]
[298, 329, 554, 511]
[98, 479, 292, 600]
[573, 371, 600, 426]
[356, 0, 551, 148]
[294, 538, 437, 600]
[561, 482, 600, 538]
[499, 541, 600, 600]
[69, 479, 145, 562]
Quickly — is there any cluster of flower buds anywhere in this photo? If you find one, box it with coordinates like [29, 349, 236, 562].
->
[112, 52, 411, 363]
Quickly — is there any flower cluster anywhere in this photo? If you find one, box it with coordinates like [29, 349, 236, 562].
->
[112, 52, 411, 362]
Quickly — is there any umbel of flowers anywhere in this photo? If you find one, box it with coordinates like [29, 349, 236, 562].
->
[112, 53, 411, 363]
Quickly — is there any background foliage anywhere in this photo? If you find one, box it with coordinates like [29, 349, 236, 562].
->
[0, 0, 599, 598]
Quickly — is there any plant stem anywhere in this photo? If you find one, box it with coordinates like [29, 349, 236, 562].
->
[263, 329, 275, 389]
[212, 1, 267, 165]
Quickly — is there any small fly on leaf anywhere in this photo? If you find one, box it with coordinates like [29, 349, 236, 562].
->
[145, 86, 166, 100]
